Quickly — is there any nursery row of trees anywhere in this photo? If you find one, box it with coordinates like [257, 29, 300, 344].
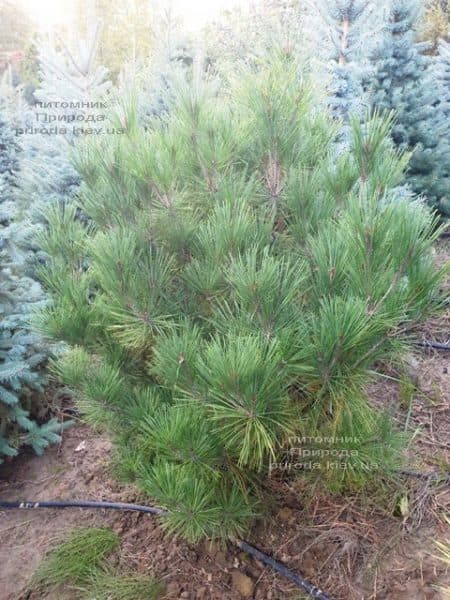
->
[0, 0, 449, 541]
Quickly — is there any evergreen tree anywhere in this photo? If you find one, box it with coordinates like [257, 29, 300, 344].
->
[434, 36, 450, 212]
[0, 109, 67, 461]
[367, 0, 449, 212]
[315, 0, 378, 137]
[38, 55, 446, 542]
[0, 105, 18, 185]
[16, 22, 110, 227]
[0, 0, 33, 57]
[113, 8, 194, 129]
[435, 36, 450, 117]
[420, 0, 450, 51]
[74, 0, 154, 80]
[204, 0, 310, 75]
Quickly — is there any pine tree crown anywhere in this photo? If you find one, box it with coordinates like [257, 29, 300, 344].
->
[38, 53, 447, 541]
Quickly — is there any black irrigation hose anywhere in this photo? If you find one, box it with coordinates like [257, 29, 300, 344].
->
[414, 340, 450, 351]
[439, 231, 450, 238]
[236, 539, 331, 600]
[0, 500, 167, 515]
[0, 500, 332, 600]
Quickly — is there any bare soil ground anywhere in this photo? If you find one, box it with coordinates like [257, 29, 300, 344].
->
[0, 242, 449, 600]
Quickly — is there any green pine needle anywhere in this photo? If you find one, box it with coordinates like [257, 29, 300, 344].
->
[84, 571, 164, 600]
[34, 528, 120, 588]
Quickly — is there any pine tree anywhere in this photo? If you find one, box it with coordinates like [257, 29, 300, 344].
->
[0, 109, 67, 461]
[367, 0, 449, 212]
[38, 54, 446, 542]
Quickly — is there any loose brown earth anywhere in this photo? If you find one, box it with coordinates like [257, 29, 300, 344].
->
[0, 243, 449, 600]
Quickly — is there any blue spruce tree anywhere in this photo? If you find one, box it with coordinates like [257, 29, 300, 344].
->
[115, 8, 194, 129]
[315, 0, 378, 139]
[435, 37, 450, 118]
[434, 36, 450, 213]
[17, 21, 110, 227]
[0, 109, 68, 461]
[367, 0, 449, 213]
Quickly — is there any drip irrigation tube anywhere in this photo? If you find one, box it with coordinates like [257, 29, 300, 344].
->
[0, 500, 167, 515]
[0, 499, 332, 600]
[236, 539, 330, 600]
[414, 340, 450, 351]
